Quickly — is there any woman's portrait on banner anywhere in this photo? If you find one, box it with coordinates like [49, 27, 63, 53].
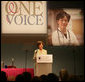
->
[47, 8, 84, 46]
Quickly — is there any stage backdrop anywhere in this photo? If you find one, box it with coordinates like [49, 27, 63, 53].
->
[1, 1, 47, 34]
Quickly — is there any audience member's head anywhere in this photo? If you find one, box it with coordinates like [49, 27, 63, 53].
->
[22, 72, 32, 81]
[15, 74, 24, 81]
[1, 71, 7, 81]
[31, 76, 41, 82]
[47, 73, 59, 81]
[40, 74, 48, 81]
[59, 68, 69, 81]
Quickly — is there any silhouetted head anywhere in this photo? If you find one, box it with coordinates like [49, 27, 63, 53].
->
[40, 74, 48, 81]
[1, 71, 7, 81]
[22, 72, 32, 81]
[47, 73, 59, 81]
[15, 74, 24, 81]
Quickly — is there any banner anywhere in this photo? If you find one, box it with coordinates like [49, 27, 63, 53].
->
[47, 8, 84, 46]
[1, 1, 47, 34]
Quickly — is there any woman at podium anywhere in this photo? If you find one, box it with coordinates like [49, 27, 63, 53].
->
[33, 41, 53, 76]
[33, 41, 47, 60]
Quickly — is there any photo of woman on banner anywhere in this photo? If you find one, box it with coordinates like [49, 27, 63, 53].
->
[52, 11, 79, 46]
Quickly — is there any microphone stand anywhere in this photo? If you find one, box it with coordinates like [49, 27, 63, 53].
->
[25, 49, 28, 72]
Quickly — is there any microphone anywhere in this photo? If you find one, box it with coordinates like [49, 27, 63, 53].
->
[35, 49, 38, 54]
[33, 49, 38, 60]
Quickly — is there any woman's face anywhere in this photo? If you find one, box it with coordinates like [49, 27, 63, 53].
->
[39, 43, 43, 50]
[57, 16, 69, 31]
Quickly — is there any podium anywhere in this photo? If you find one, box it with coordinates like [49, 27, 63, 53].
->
[35, 54, 53, 76]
